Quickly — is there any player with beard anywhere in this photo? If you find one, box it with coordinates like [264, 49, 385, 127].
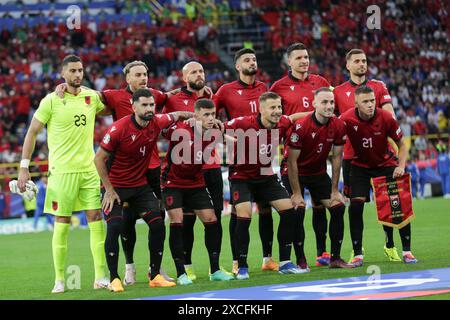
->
[163, 62, 231, 280]
[17, 55, 108, 293]
[333, 49, 398, 264]
[223, 92, 309, 279]
[95, 89, 193, 291]
[55, 61, 175, 285]
[271, 43, 333, 268]
[161, 99, 234, 285]
[214, 48, 278, 275]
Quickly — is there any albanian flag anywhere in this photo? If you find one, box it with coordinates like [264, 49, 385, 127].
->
[371, 173, 415, 229]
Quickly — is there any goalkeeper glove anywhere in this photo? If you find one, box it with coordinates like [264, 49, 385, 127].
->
[9, 180, 39, 201]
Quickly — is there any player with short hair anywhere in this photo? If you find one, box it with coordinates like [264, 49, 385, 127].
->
[340, 86, 417, 267]
[271, 43, 333, 267]
[161, 98, 234, 285]
[17, 55, 109, 293]
[214, 48, 278, 274]
[224, 91, 309, 279]
[162, 61, 230, 281]
[287, 87, 353, 269]
[333, 49, 398, 263]
[95, 88, 193, 291]
[56, 60, 174, 285]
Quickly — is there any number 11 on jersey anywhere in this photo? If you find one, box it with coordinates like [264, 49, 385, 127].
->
[249, 101, 257, 113]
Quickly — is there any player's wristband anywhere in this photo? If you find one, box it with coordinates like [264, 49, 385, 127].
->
[20, 159, 30, 169]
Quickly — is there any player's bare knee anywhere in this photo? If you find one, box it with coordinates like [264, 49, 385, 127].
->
[55, 216, 71, 224]
[168, 209, 183, 223]
[196, 209, 217, 223]
[270, 198, 292, 212]
[85, 209, 102, 222]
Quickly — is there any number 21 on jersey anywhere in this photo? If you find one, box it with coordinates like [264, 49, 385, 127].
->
[362, 137, 373, 148]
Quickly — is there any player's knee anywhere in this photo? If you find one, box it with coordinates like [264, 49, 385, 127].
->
[86, 209, 102, 222]
[200, 211, 217, 223]
[148, 217, 165, 235]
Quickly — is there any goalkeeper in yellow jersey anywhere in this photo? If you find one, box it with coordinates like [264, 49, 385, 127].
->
[17, 55, 108, 293]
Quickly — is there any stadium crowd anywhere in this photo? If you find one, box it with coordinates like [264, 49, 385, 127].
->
[0, 0, 449, 194]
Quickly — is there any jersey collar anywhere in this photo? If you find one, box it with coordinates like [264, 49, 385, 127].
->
[312, 112, 327, 126]
[125, 85, 134, 95]
[131, 114, 145, 130]
[181, 86, 194, 96]
[349, 78, 368, 87]
[238, 78, 256, 88]
[288, 71, 309, 82]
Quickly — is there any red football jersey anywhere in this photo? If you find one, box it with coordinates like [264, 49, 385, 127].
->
[286, 114, 346, 176]
[161, 122, 219, 188]
[100, 114, 175, 188]
[270, 72, 330, 115]
[340, 108, 402, 169]
[214, 80, 267, 120]
[162, 87, 211, 113]
[224, 114, 292, 180]
[101, 86, 167, 169]
[334, 79, 392, 160]
[162, 87, 219, 169]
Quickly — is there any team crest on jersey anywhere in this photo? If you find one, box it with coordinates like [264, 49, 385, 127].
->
[353, 126, 358, 131]
[103, 133, 111, 144]
[166, 196, 173, 207]
[346, 91, 351, 97]
[233, 191, 239, 201]
[290, 133, 299, 143]
[85, 96, 91, 105]
[290, 85, 295, 91]
[52, 201, 58, 211]
[131, 134, 136, 141]
[183, 100, 189, 105]
[237, 90, 243, 95]
[312, 132, 316, 138]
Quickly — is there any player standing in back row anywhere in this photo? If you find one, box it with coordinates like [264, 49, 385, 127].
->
[214, 48, 278, 274]
[340, 86, 417, 267]
[333, 49, 398, 263]
[163, 61, 230, 281]
[95, 88, 193, 291]
[271, 43, 333, 267]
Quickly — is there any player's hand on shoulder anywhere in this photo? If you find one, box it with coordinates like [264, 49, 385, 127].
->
[204, 86, 213, 99]
[213, 119, 224, 133]
[55, 83, 67, 98]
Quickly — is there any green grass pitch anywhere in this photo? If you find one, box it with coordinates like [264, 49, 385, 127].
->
[1, 198, 449, 300]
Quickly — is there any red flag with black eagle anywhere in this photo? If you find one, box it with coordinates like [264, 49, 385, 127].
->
[371, 173, 415, 229]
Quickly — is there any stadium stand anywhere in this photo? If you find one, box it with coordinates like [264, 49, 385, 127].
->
[0, 0, 449, 218]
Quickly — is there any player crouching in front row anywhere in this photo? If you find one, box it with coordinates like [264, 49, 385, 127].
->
[95, 88, 194, 291]
[160, 98, 234, 285]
